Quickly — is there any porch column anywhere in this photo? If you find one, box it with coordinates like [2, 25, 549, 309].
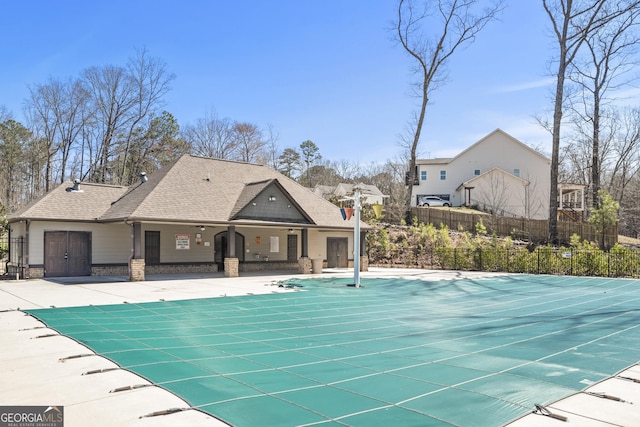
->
[301, 228, 308, 257]
[298, 228, 311, 274]
[228, 225, 236, 257]
[133, 222, 142, 259]
[359, 231, 368, 272]
[225, 225, 239, 277]
[129, 222, 145, 281]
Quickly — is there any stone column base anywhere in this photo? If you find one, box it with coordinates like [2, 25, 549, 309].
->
[224, 258, 239, 277]
[360, 255, 369, 272]
[129, 258, 146, 281]
[297, 257, 311, 274]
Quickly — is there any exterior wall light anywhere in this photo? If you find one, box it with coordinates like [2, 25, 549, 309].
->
[268, 196, 276, 202]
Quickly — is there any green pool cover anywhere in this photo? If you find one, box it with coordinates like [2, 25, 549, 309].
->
[25, 275, 640, 426]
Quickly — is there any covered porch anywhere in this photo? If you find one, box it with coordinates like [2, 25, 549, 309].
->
[127, 222, 368, 281]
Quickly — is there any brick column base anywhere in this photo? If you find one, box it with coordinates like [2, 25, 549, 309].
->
[129, 258, 145, 281]
[224, 258, 239, 277]
[297, 257, 311, 274]
[360, 255, 369, 272]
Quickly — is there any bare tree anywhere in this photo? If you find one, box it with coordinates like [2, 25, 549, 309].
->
[25, 79, 60, 192]
[182, 110, 237, 159]
[82, 64, 136, 182]
[333, 159, 362, 182]
[0, 106, 11, 122]
[81, 49, 173, 184]
[117, 48, 174, 184]
[233, 122, 265, 163]
[567, 3, 640, 209]
[475, 170, 511, 229]
[395, 0, 503, 218]
[607, 107, 640, 201]
[264, 123, 280, 169]
[542, 0, 639, 243]
[618, 175, 640, 236]
[26, 77, 89, 187]
[381, 158, 412, 223]
[58, 80, 90, 183]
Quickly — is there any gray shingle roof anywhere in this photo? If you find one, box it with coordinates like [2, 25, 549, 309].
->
[11, 155, 364, 230]
[8, 182, 127, 222]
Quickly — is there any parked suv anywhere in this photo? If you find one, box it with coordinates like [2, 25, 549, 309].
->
[418, 196, 450, 207]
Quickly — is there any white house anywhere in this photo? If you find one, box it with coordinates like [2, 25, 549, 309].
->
[411, 129, 552, 219]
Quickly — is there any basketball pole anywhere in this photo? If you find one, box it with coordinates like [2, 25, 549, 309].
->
[353, 187, 361, 288]
[339, 187, 362, 288]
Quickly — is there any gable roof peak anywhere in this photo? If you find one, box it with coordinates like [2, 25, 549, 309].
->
[187, 153, 268, 167]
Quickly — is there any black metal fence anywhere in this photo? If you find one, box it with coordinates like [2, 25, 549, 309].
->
[0, 236, 25, 279]
[426, 247, 640, 278]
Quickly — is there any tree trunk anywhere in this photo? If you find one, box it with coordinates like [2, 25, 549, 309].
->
[592, 95, 600, 208]
[549, 65, 565, 244]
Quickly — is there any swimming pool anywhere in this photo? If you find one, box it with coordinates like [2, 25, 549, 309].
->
[25, 274, 640, 426]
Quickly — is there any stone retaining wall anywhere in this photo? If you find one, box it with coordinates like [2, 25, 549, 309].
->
[240, 261, 298, 272]
[92, 264, 128, 276]
[145, 263, 219, 275]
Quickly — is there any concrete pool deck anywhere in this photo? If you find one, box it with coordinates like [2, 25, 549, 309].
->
[1, 268, 638, 426]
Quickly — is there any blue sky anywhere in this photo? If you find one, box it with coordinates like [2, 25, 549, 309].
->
[1, 1, 557, 164]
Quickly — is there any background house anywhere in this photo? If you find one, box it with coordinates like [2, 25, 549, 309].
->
[8, 155, 369, 280]
[314, 183, 388, 206]
[411, 129, 554, 220]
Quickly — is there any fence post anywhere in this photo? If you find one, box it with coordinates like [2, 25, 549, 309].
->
[454, 248, 457, 270]
[430, 247, 433, 268]
[570, 248, 573, 276]
[506, 249, 509, 273]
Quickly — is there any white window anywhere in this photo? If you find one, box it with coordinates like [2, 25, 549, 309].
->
[514, 169, 520, 177]
[474, 169, 480, 176]
[421, 170, 427, 181]
[440, 170, 446, 180]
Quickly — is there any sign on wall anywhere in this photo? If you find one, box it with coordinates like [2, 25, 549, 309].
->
[270, 236, 279, 253]
[176, 234, 190, 250]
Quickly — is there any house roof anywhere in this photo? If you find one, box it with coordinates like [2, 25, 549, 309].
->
[456, 167, 529, 191]
[335, 183, 385, 196]
[414, 157, 453, 165]
[10, 155, 362, 230]
[313, 185, 335, 198]
[416, 129, 550, 165]
[8, 182, 128, 222]
[314, 183, 387, 198]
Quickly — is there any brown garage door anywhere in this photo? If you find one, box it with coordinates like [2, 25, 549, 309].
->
[44, 231, 92, 277]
